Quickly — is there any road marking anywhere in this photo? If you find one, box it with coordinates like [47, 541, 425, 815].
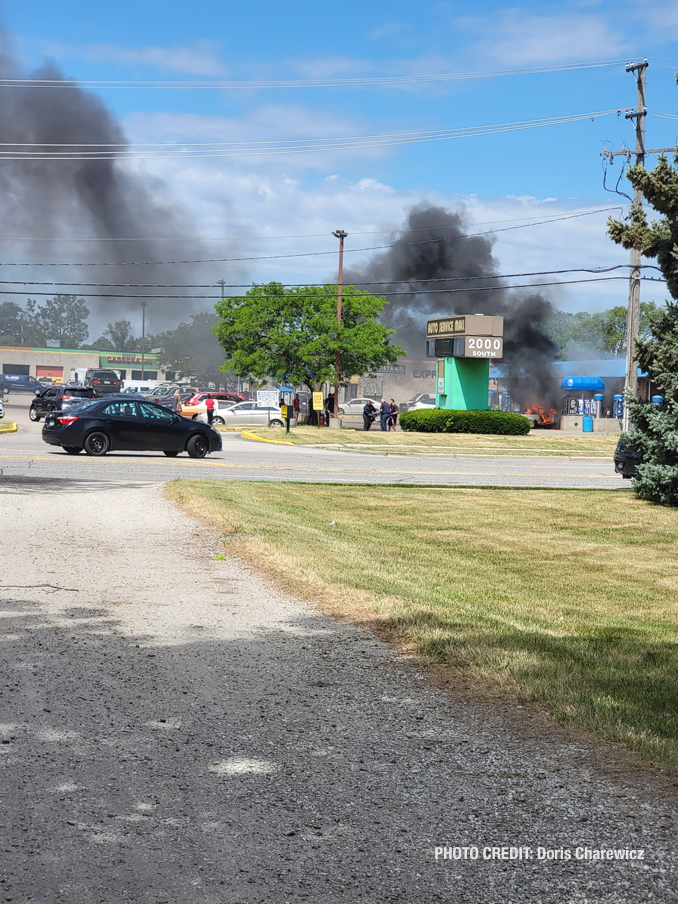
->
[0, 453, 618, 479]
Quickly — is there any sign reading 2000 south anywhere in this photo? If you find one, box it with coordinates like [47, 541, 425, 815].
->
[463, 336, 504, 358]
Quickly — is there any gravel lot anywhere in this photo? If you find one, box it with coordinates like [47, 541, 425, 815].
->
[1, 477, 675, 903]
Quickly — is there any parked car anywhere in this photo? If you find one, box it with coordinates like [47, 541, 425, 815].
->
[84, 369, 122, 396]
[41, 398, 222, 458]
[185, 391, 244, 407]
[614, 437, 642, 479]
[400, 393, 436, 412]
[0, 398, 4, 419]
[337, 397, 378, 416]
[196, 400, 285, 427]
[29, 384, 97, 422]
[1, 374, 41, 392]
[407, 394, 437, 411]
[182, 393, 247, 419]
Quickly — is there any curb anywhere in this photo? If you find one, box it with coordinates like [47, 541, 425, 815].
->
[0, 422, 17, 434]
[241, 429, 293, 446]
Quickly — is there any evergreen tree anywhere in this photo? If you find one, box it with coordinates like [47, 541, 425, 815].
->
[622, 302, 678, 505]
[608, 152, 678, 505]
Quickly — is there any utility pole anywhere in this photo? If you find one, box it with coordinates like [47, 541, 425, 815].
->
[216, 278, 226, 299]
[332, 230, 347, 420]
[601, 62, 675, 427]
[140, 301, 149, 379]
[622, 60, 647, 430]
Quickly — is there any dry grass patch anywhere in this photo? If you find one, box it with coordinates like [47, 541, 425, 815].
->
[168, 481, 678, 772]
[242, 426, 618, 455]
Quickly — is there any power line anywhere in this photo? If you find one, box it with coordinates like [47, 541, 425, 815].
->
[0, 109, 623, 160]
[0, 206, 623, 243]
[0, 59, 625, 90]
[0, 264, 662, 290]
[0, 275, 666, 300]
[0, 209, 627, 268]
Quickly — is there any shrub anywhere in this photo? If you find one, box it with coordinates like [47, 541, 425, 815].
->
[400, 408, 531, 435]
[399, 408, 454, 433]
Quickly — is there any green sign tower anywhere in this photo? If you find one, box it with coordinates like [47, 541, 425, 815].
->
[426, 315, 504, 411]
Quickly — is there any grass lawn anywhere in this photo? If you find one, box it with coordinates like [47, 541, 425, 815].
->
[169, 481, 678, 773]
[240, 426, 619, 456]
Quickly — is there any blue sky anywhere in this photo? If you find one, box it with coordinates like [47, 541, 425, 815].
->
[3, 0, 678, 329]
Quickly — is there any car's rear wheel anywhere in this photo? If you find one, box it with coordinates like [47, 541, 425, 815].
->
[269, 419, 284, 428]
[186, 434, 208, 459]
[84, 431, 110, 456]
[29, 407, 41, 422]
[338, 408, 345, 415]
[212, 416, 225, 425]
[163, 450, 180, 457]
[64, 446, 82, 455]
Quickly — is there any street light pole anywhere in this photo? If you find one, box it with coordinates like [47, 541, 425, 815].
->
[332, 229, 347, 419]
[140, 301, 149, 379]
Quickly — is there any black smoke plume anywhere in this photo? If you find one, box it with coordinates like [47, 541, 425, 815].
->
[344, 204, 559, 407]
[0, 31, 214, 333]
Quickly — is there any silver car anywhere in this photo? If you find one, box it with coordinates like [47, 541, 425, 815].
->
[196, 400, 286, 427]
[337, 397, 378, 416]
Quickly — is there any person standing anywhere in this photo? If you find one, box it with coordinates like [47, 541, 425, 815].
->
[362, 399, 377, 431]
[324, 393, 335, 427]
[379, 398, 390, 432]
[388, 398, 399, 431]
[205, 394, 215, 426]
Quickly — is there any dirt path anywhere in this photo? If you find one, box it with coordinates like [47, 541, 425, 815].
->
[1, 477, 675, 903]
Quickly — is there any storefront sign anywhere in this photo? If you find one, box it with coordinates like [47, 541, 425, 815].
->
[312, 392, 324, 411]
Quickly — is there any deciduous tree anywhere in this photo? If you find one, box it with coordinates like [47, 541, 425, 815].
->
[214, 283, 404, 390]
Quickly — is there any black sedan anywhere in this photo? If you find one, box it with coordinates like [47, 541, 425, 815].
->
[41, 398, 222, 458]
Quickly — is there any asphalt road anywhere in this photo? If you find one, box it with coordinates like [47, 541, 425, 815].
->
[1, 393, 624, 488]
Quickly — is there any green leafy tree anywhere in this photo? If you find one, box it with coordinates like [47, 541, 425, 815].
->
[214, 282, 405, 390]
[103, 319, 136, 352]
[157, 312, 227, 384]
[547, 303, 660, 359]
[607, 151, 678, 505]
[0, 302, 24, 344]
[24, 295, 90, 347]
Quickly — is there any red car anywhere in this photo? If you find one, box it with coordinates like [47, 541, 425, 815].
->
[184, 391, 244, 406]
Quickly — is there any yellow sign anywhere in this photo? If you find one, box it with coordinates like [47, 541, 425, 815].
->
[312, 392, 324, 411]
[280, 405, 288, 418]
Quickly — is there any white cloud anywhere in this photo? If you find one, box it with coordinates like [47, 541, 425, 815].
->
[455, 10, 629, 66]
[47, 40, 226, 76]
[118, 108, 636, 316]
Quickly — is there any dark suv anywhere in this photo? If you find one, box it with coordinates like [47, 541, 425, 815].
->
[29, 384, 96, 422]
[613, 437, 642, 479]
[84, 369, 122, 396]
